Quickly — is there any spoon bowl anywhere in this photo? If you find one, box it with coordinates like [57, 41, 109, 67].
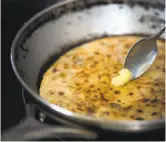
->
[124, 24, 165, 79]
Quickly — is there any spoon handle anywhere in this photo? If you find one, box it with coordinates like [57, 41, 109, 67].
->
[153, 24, 165, 40]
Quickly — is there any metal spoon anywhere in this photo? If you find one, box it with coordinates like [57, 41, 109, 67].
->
[124, 24, 165, 79]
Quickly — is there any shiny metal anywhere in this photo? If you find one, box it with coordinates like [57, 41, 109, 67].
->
[9, 0, 165, 136]
[124, 24, 165, 79]
[2, 104, 97, 141]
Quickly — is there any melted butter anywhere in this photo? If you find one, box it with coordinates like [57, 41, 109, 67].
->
[111, 68, 132, 86]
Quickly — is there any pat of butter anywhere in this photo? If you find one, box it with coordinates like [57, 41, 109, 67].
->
[111, 68, 132, 86]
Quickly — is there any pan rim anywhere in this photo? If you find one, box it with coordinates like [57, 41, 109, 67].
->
[10, 0, 165, 132]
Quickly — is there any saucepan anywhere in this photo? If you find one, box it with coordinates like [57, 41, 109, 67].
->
[2, 0, 165, 140]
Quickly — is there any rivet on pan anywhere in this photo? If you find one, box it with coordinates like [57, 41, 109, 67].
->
[39, 112, 46, 122]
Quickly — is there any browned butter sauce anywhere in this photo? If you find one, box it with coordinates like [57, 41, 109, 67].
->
[40, 36, 165, 121]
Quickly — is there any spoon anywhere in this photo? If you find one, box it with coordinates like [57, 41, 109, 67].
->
[124, 24, 165, 79]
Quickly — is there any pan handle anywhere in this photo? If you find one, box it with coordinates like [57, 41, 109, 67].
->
[2, 104, 97, 141]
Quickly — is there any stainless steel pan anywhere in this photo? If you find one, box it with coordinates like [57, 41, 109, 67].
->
[2, 0, 165, 140]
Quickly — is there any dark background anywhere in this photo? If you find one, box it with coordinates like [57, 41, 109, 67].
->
[2, 0, 57, 131]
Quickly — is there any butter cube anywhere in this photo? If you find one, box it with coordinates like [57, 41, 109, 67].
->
[111, 68, 132, 86]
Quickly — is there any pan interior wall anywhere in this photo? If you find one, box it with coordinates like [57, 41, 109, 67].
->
[14, 0, 165, 93]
